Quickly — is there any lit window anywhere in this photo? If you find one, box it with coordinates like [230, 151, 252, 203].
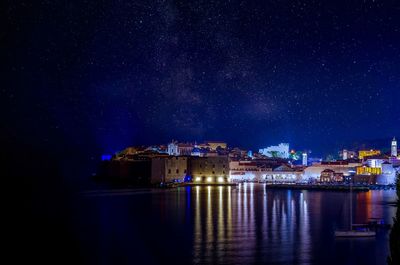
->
[207, 177, 212, 182]
[218, 177, 224, 183]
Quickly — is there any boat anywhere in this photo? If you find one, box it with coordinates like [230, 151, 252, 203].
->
[335, 181, 376, 238]
[335, 230, 376, 237]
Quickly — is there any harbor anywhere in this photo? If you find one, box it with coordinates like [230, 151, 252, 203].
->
[77, 184, 397, 265]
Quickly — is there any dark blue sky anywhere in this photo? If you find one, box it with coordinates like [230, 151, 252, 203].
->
[3, 0, 400, 157]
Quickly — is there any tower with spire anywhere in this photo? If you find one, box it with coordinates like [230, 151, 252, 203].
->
[391, 137, 397, 157]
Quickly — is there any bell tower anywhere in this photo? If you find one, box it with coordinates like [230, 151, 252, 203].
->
[391, 137, 397, 157]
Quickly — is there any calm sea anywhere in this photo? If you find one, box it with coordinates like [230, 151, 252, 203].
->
[77, 184, 397, 265]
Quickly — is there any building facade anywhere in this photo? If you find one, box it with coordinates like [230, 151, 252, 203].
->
[392, 137, 397, 157]
[204, 141, 227, 151]
[303, 161, 361, 182]
[320, 169, 344, 183]
[302, 152, 308, 166]
[167, 141, 179, 156]
[340, 149, 357, 160]
[190, 156, 229, 184]
[376, 162, 397, 185]
[260, 164, 302, 183]
[177, 143, 194, 155]
[151, 156, 188, 184]
[229, 161, 272, 182]
[229, 161, 303, 183]
[358, 150, 381, 159]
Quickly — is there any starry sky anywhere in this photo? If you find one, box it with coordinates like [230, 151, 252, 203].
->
[3, 0, 400, 158]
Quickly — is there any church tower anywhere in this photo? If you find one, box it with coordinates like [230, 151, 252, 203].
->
[391, 137, 397, 157]
[302, 152, 308, 166]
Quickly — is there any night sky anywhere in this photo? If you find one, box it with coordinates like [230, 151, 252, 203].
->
[3, 0, 400, 158]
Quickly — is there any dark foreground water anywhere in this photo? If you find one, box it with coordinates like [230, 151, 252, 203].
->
[76, 184, 396, 265]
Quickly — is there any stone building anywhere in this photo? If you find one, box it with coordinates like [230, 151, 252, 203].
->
[261, 164, 302, 183]
[229, 161, 271, 182]
[190, 156, 229, 184]
[203, 141, 227, 151]
[303, 161, 361, 182]
[320, 169, 344, 183]
[151, 156, 188, 184]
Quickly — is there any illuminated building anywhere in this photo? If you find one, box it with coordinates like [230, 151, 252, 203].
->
[167, 141, 179, 155]
[320, 169, 344, 183]
[203, 141, 227, 151]
[303, 161, 361, 182]
[177, 143, 194, 155]
[229, 161, 270, 182]
[366, 157, 386, 168]
[167, 141, 194, 156]
[259, 143, 290, 159]
[343, 149, 348, 160]
[302, 152, 308, 166]
[358, 150, 381, 159]
[229, 161, 302, 183]
[392, 137, 397, 157]
[377, 162, 397, 184]
[340, 149, 357, 160]
[355, 151, 398, 185]
[354, 160, 398, 185]
[190, 156, 229, 183]
[261, 164, 302, 183]
[356, 166, 382, 175]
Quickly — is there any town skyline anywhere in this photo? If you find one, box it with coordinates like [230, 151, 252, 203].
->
[106, 135, 399, 158]
[99, 135, 398, 187]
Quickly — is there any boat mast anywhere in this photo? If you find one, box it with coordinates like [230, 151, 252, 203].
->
[350, 178, 353, 230]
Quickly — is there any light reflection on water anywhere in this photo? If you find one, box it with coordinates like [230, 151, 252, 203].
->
[80, 184, 396, 265]
[192, 184, 313, 264]
[188, 184, 395, 265]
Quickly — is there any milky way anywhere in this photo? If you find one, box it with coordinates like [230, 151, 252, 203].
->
[3, 0, 400, 156]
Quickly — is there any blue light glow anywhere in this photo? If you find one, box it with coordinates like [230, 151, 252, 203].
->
[101, 154, 112, 161]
